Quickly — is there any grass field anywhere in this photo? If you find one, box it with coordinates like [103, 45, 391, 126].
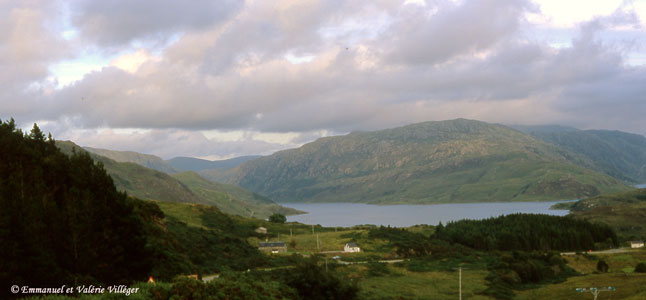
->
[515, 249, 646, 300]
[348, 264, 492, 300]
[514, 273, 646, 300]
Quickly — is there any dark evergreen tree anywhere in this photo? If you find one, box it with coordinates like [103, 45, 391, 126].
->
[597, 260, 609, 272]
[0, 120, 151, 297]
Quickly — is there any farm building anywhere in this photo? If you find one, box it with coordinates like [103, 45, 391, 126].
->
[344, 242, 360, 253]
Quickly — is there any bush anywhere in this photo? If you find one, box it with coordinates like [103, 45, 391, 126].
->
[268, 213, 287, 224]
[635, 262, 646, 273]
[597, 260, 609, 273]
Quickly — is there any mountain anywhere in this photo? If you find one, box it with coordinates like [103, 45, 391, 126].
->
[222, 119, 631, 204]
[84, 146, 178, 173]
[58, 141, 202, 204]
[56, 141, 300, 218]
[514, 126, 646, 184]
[171, 171, 302, 218]
[167, 155, 261, 172]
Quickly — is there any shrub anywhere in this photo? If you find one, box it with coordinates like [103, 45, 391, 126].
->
[597, 260, 609, 273]
[268, 213, 287, 224]
[635, 262, 646, 273]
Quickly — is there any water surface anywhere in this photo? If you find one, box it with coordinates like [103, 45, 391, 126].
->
[283, 201, 571, 227]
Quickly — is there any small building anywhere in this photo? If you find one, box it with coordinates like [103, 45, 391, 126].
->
[344, 242, 360, 253]
[259, 241, 286, 253]
[630, 241, 644, 248]
[255, 226, 267, 234]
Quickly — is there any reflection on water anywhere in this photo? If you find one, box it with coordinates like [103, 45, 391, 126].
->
[283, 201, 571, 227]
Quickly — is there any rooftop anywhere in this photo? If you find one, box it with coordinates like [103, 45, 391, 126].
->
[259, 242, 286, 247]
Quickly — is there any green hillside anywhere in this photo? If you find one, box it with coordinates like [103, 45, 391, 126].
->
[171, 171, 302, 218]
[57, 141, 299, 218]
[225, 119, 631, 204]
[515, 125, 646, 184]
[552, 189, 646, 241]
[84, 146, 178, 173]
[58, 141, 202, 204]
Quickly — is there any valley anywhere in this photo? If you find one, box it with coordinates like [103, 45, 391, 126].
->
[3, 119, 646, 300]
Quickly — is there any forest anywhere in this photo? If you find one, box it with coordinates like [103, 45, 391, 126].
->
[435, 214, 618, 251]
[0, 119, 150, 289]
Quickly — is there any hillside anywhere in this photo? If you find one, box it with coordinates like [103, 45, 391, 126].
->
[168, 155, 260, 172]
[551, 189, 646, 241]
[84, 146, 178, 173]
[58, 141, 202, 204]
[223, 119, 631, 204]
[514, 125, 646, 184]
[57, 141, 299, 218]
[0, 122, 150, 290]
[171, 171, 302, 218]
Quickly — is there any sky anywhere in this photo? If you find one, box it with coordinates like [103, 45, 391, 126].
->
[1, 0, 645, 160]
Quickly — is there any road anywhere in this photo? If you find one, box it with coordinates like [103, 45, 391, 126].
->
[560, 247, 634, 256]
[202, 259, 407, 282]
[336, 259, 406, 265]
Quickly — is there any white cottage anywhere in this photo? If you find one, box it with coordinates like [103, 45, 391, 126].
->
[630, 241, 644, 248]
[344, 242, 360, 253]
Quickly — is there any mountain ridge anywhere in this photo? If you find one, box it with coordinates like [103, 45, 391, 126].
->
[56, 141, 301, 218]
[220, 119, 632, 204]
[84, 146, 179, 173]
[514, 125, 646, 184]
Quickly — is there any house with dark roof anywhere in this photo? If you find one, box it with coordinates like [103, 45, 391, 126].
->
[259, 241, 287, 253]
[344, 242, 360, 253]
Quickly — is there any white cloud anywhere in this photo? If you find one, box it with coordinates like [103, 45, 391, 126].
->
[110, 49, 160, 73]
[531, 0, 625, 27]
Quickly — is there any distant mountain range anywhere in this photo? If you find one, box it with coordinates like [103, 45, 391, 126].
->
[218, 119, 636, 204]
[82, 147, 260, 174]
[57, 141, 300, 218]
[167, 156, 261, 172]
[85, 146, 179, 173]
[73, 119, 646, 205]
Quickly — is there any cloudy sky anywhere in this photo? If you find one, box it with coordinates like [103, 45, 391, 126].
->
[1, 0, 645, 159]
